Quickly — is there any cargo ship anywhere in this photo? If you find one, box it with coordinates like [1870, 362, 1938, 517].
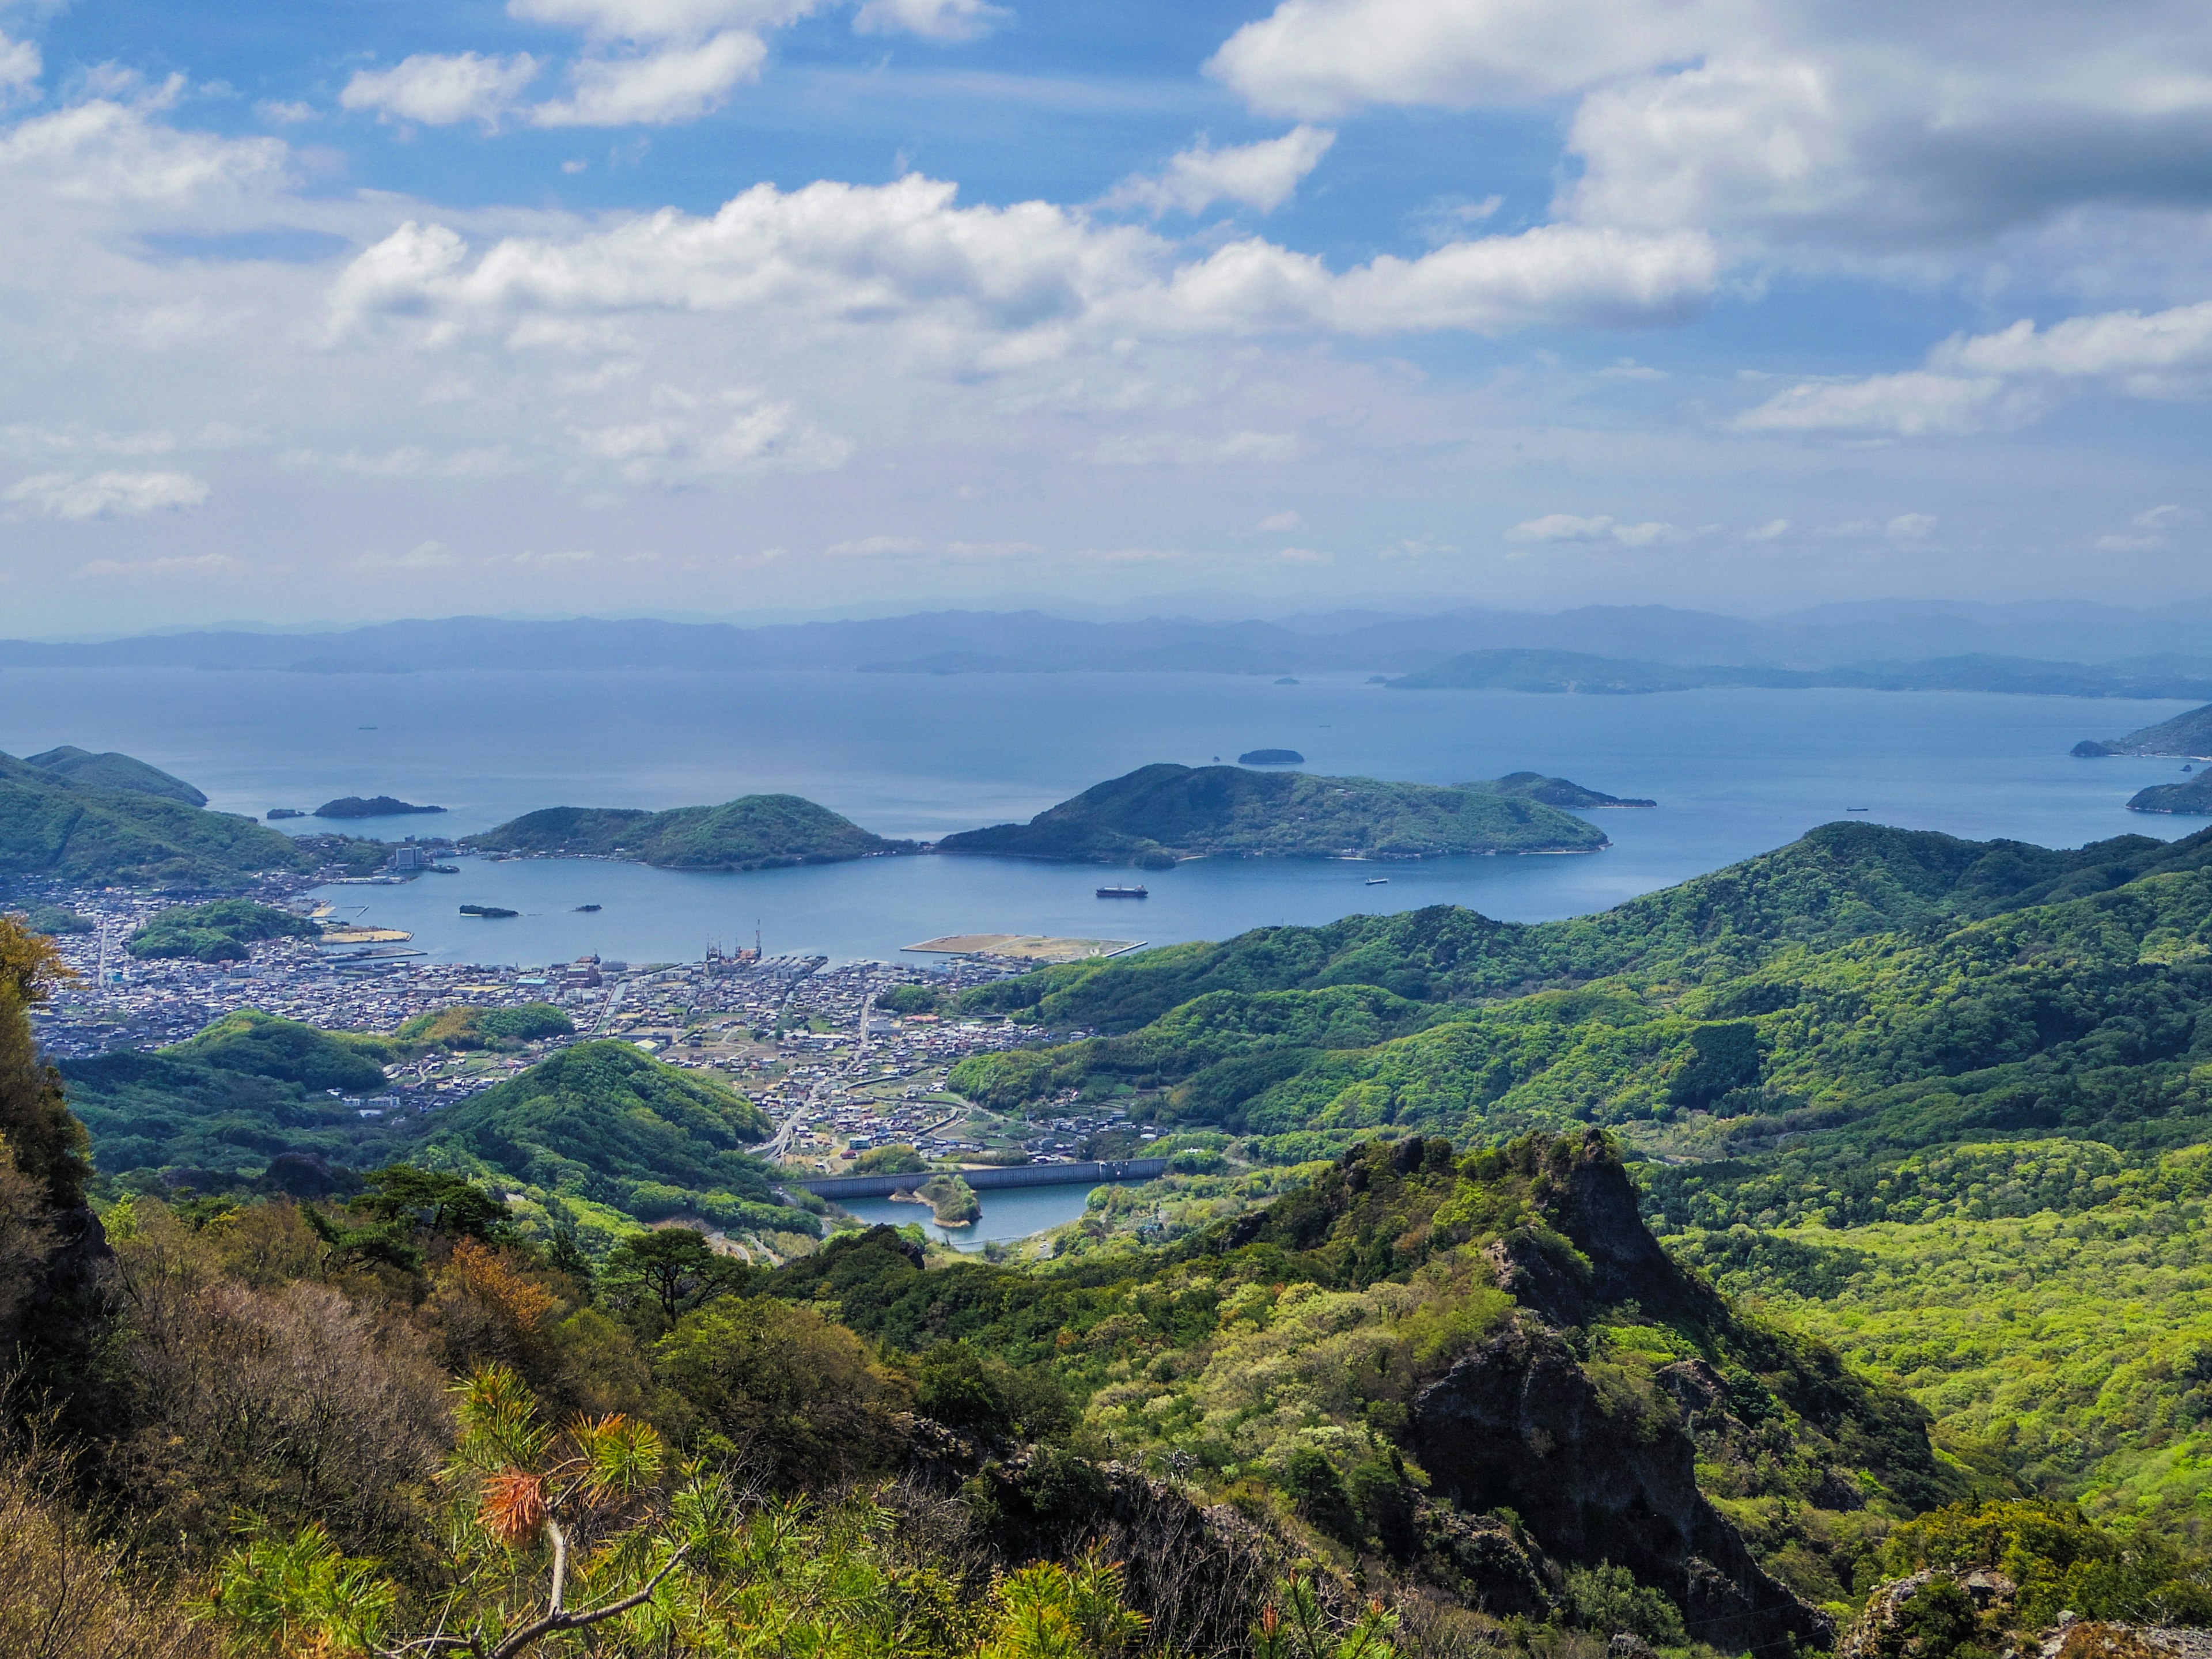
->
[1096, 884, 1148, 899]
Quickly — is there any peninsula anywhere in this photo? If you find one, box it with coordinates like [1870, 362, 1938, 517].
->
[0, 748, 362, 889]
[934, 762, 1608, 866]
[468, 793, 912, 870]
[2128, 774, 2212, 815]
[1461, 771, 1657, 809]
[2075, 702, 2212, 759]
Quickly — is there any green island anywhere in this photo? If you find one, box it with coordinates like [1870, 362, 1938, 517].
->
[314, 794, 446, 817]
[935, 762, 1609, 868]
[25, 821, 2212, 1656]
[902, 1168, 982, 1224]
[2128, 772, 2212, 814]
[467, 793, 912, 870]
[2075, 702, 2212, 757]
[1397, 649, 2212, 699]
[0, 747, 378, 889]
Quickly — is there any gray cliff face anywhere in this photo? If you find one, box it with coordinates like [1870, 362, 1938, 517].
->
[1412, 1319, 1829, 1658]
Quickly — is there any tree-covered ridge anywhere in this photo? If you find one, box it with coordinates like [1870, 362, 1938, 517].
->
[23, 744, 207, 805]
[2128, 772, 2212, 815]
[763, 1133, 1958, 1624]
[2076, 702, 2212, 758]
[935, 763, 1606, 870]
[396, 1001, 573, 1049]
[468, 794, 909, 870]
[0, 749, 320, 889]
[414, 1040, 789, 1234]
[1461, 772, 1657, 809]
[960, 822, 2212, 1036]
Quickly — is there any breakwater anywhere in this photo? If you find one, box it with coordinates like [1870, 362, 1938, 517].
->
[793, 1157, 1169, 1201]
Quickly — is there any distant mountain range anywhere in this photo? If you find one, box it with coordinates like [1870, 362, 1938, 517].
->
[12, 599, 2212, 692]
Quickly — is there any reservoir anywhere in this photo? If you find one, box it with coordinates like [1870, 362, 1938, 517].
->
[2, 665, 2199, 964]
[834, 1181, 1109, 1251]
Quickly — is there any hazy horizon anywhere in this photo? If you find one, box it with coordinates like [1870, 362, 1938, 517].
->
[5, 0, 2210, 634]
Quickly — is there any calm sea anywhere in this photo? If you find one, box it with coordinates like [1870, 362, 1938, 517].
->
[3, 666, 2199, 965]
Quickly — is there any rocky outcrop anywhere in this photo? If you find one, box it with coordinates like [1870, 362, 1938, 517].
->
[1411, 1318, 1828, 1658]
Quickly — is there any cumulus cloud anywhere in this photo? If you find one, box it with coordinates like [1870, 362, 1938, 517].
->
[530, 32, 766, 126]
[5, 469, 211, 518]
[324, 176, 1720, 353]
[0, 30, 40, 106]
[1104, 126, 1335, 217]
[341, 53, 543, 128]
[1208, 0, 2212, 266]
[0, 94, 287, 206]
[853, 0, 1006, 41]
[1209, 0, 1734, 116]
[1505, 512, 1686, 546]
[2095, 504, 2200, 552]
[568, 393, 848, 479]
[1884, 512, 1937, 540]
[1256, 509, 1301, 531]
[1739, 298, 2212, 437]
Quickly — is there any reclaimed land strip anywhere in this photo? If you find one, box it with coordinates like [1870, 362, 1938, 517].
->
[793, 1157, 1169, 1200]
[903, 933, 1145, 961]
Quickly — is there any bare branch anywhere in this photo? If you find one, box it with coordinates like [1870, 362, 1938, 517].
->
[483, 1544, 691, 1659]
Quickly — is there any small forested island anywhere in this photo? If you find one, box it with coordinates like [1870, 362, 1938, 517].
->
[2076, 701, 2212, 758]
[899, 1170, 982, 1225]
[2128, 772, 2212, 814]
[0, 747, 375, 888]
[468, 793, 912, 870]
[266, 806, 305, 819]
[458, 903, 519, 918]
[315, 794, 446, 818]
[1237, 748, 1304, 766]
[1462, 771, 1657, 808]
[935, 762, 1608, 866]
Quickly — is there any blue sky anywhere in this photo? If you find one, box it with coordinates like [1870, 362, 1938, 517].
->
[3, 0, 2211, 632]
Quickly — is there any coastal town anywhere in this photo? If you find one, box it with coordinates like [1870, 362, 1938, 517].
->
[10, 869, 1123, 1173]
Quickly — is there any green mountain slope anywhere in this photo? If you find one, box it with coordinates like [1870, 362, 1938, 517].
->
[2075, 703, 2212, 757]
[62, 1010, 402, 1181]
[127, 898, 320, 961]
[410, 1040, 789, 1229]
[937, 763, 1607, 868]
[0, 751, 317, 888]
[2130, 773, 2212, 815]
[468, 794, 906, 870]
[24, 745, 207, 805]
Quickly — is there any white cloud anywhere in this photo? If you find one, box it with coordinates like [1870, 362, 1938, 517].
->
[0, 96, 286, 205]
[341, 53, 543, 129]
[1256, 509, 1301, 531]
[257, 100, 316, 124]
[1884, 512, 1937, 540]
[1505, 512, 1685, 546]
[530, 32, 766, 126]
[78, 552, 244, 578]
[5, 469, 210, 518]
[853, 0, 1007, 41]
[507, 0, 820, 42]
[2094, 504, 2200, 552]
[1744, 517, 1790, 539]
[1209, 0, 1736, 117]
[1506, 512, 1615, 543]
[1735, 371, 2047, 438]
[1104, 126, 1336, 218]
[824, 534, 929, 555]
[326, 177, 1719, 353]
[1740, 298, 2212, 437]
[0, 30, 40, 106]
[568, 394, 847, 478]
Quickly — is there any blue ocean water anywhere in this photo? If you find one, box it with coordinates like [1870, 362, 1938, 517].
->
[3, 666, 2199, 965]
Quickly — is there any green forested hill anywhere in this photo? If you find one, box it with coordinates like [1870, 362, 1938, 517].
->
[468, 794, 907, 869]
[24, 745, 207, 805]
[412, 1040, 789, 1231]
[937, 762, 1607, 868]
[2077, 702, 2212, 757]
[0, 750, 317, 888]
[946, 819, 2212, 1536]
[2130, 772, 2212, 815]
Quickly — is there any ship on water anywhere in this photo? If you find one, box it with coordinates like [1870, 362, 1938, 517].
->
[1096, 884, 1148, 899]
